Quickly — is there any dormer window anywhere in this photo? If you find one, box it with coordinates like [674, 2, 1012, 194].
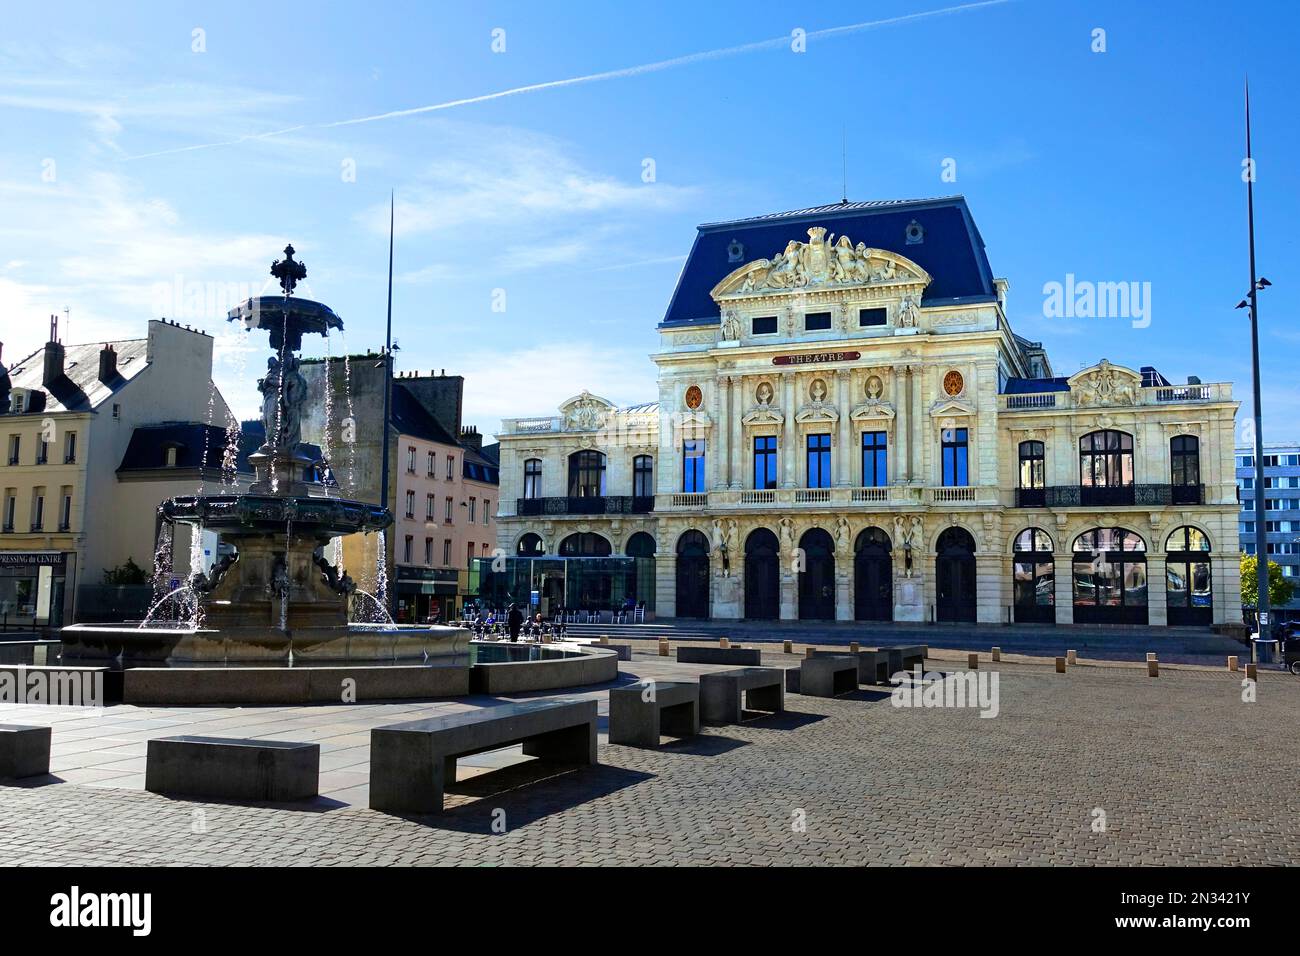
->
[726, 239, 745, 263]
[165, 445, 179, 467]
[905, 219, 925, 245]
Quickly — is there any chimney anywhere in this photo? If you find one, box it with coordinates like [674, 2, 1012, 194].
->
[459, 425, 482, 452]
[42, 315, 65, 388]
[99, 343, 118, 383]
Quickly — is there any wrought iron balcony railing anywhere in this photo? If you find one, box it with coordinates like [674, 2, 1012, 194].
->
[1016, 484, 1204, 508]
[516, 495, 654, 516]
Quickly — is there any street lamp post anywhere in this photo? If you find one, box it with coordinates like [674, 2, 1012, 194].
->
[1236, 79, 1274, 662]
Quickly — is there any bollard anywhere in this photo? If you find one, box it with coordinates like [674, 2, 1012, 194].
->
[1246, 663, 1258, 682]
[1228, 655, 1239, 672]
[1067, 649, 1077, 665]
[541, 634, 551, 644]
[599, 634, 609, 645]
[805, 647, 816, 659]
[1055, 657, 1066, 674]
[849, 641, 860, 654]
[1146, 652, 1157, 663]
[991, 646, 1001, 662]
[719, 637, 730, 649]
[783, 640, 793, 654]
[1148, 659, 1159, 678]
[967, 653, 978, 670]
[658, 638, 669, 657]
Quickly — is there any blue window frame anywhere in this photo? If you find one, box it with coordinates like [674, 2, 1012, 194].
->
[682, 440, 706, 493]
[861, 431, 887, 487]
[942, 428, 969, 487]
[806, 433, 832, 488]
[753, 436, 778, 490]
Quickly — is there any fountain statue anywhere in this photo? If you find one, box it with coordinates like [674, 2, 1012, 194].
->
[60, 246, 468, 665]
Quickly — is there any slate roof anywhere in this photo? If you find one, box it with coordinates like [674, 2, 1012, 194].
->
[662, 196, 997, 327]
[5, 338, 149, 413]
[117, 422, 255, 473]
[1001, 377, 1071, 394]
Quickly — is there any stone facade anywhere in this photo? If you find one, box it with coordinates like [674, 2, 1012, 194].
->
[494, 201, 1241, 628]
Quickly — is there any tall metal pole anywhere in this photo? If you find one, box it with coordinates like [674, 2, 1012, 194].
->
[1245, 79, 1271, 656]
[379, 192, 394, 513]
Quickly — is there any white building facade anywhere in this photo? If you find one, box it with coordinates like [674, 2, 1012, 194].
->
[492, 198, 1242, 630]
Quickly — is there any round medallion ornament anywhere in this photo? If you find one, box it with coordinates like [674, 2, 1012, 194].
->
[685, 385, 703, 410]
[943, 370, 964, 397]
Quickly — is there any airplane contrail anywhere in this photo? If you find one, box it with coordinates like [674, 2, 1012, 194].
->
[124, 0, 1012, 161]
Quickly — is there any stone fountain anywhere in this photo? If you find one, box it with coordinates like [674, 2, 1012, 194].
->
[60, 246, 468, 665]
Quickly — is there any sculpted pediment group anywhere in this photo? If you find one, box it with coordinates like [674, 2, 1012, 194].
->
[1068, 359, 1142, 408]
[711, 226, 931, 298]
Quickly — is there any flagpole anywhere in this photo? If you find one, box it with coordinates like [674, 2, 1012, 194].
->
[379, 193, 392, 608]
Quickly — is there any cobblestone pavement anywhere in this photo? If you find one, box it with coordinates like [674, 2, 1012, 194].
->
[1, 652, 1296, 866]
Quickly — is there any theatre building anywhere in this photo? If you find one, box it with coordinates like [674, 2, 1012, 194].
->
[489, 197, 1241, 628]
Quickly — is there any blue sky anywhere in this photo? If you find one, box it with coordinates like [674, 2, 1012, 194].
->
[2, 0, 1297, 442]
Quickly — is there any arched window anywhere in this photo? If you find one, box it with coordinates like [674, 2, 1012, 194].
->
[633, 455, 654, 499]
[1170, 435, 1202, 504]
[1165, 526, 1211, 626]
[626, 531, 656, 557]
[1072, 527, 1147, 624]
[523, 458, 542, 499]
[1079, 430, 1134, 505]
[516, 533, 544, 556]
[559, 532, 611, 556]
[568, 450, 606, 498]
[1012, 527, 1054, 623]
[1017, 441, 1046, 507]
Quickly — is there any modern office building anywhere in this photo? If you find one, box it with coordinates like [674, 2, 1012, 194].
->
[487, 196, 1242, 629]
[1235, 443, 1300, 622]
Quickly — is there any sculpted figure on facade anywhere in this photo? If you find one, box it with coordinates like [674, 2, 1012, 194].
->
[722, 228, 925, 294]
[720, 311, 742, 341]
[1072, 359, 1140, 408]
[835, 516, 851, 553]
[898, 296, 920, 328]
[563, 390, 608, 431]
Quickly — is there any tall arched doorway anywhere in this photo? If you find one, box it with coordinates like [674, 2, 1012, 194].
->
[854, 527, 893, 621]
[798, 528, 835, 620]
[626, 531, 657, 613]
[744, 528, 780, 620]
[1165, 526, 1211, 626]
[1072, 527, 1147, 625]
[675, 530, 710, 619]
[935, 527, 977, 622]
[1012, 528, 1055, 623]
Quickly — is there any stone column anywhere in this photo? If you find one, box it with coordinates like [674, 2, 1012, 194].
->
[781, 371, 797, 488]
[714, 374, 729, 491]
[1146, 553, 1167, 626]
[730, 376, 744, 489]
[1054, 551, 1073, 624]
[893, 365, 909, 484]
[780, 568, 797, 620]
[975, 552, 1002, 624]
[656, 551, 677, 619]
[835, 369, 851, 486]
[909, 364, 924, 485]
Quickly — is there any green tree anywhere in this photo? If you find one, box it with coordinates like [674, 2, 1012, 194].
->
[1240, 553, 1295, 610]
[103, 557, 149, 586]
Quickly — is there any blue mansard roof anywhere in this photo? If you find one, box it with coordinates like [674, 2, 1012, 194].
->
[660, 196, 997, 328]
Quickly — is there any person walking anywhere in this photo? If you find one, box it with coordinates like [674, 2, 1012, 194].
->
[507, 602, 523, 643]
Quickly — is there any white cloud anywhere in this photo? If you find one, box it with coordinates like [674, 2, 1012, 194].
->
[453, 341, 658, 435]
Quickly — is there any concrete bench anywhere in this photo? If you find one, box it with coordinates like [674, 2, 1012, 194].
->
[881, 645, 927, 676]
[699, 667, 784, 724]
[787, 655, 859, 697]
[609, 681, 699, 747]
[370, 698, 597, 814]
[812, 648, 891, 685]
[0, 724, 51, 780]
[676, 646, 762, 666]
[145, 736, 320, 802]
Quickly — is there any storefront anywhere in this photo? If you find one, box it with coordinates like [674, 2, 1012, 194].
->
[0, 551, 75, 629]
[392, 566, 459, 624]
[473, 555, 655, 618]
